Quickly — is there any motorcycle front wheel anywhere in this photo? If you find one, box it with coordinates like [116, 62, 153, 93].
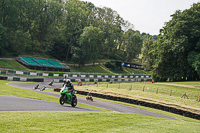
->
[59, 95, 66, 105]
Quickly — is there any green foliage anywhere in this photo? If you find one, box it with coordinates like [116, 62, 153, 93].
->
[77, 26, 104, 65]
[104, 61, 116, 68]
[141, 35, 154, 71]
[188, 39, 200, 75]
[0, 0, 151, 65]
[0, 24, 8, 55]
[145, 3, 200, 81]
[124, 30, 143, 61]
[10, 30, 33, 55]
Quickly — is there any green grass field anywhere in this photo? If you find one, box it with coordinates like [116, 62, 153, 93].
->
[0, 60, 29, 70]
[75, 82, 200, 114]
[161, 81, 200, 86]
[69, 64, 109, 73]
[0, 111, 200, 133]
[124, 67, 150, 74]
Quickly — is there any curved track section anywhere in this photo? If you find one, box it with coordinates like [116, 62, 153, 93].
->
[7, 82, 179, 120]
[0, 95, 98, 112]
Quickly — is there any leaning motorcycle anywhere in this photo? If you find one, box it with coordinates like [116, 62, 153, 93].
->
[59, 85, 77, 107]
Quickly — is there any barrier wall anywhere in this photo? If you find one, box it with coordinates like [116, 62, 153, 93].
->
[0, 70, 151, 79]
[4, 77, 44, 82]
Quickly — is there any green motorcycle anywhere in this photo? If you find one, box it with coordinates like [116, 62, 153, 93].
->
[59, 85, 77, 107]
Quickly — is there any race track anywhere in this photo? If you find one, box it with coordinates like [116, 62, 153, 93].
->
[0, 95, 98, 112]
[3, 82, 179, 120]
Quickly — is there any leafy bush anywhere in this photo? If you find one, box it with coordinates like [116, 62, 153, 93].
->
[104, 61, 116, 68]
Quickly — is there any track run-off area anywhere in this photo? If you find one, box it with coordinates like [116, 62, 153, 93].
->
[0, 81, 179, 120]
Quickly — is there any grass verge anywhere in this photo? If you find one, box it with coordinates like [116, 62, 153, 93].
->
[75, 82, 200, 114]
[76, 94, 200, 122]
[0, 60, 29, 70]
[0, 111, 200, 133]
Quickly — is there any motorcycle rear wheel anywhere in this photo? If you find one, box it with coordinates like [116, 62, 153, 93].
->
[71, 95, 77, 107]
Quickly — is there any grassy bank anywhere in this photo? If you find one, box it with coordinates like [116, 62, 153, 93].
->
[75, 82, 200, 114]
[0, 60, 29, 70]
[0, 111, 200, 133]
[0, 59, 148, 74]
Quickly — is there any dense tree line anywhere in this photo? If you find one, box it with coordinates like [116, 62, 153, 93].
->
[0, 0, 148, 66]
[141, 3, 200, 81]
[2, 0, 199, 81]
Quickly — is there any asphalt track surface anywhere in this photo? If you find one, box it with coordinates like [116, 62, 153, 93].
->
[3, 82, 179, 120]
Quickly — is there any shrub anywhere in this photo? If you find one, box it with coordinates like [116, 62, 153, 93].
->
[104, 61, 116, 68]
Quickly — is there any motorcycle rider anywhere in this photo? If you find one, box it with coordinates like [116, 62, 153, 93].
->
[64, 79, 75, 97]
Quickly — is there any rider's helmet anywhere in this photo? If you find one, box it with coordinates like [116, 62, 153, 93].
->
[66, 79, 71, 85]
[63, 78, 67, 84]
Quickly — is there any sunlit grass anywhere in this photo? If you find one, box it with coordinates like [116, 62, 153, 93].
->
[0, 111, 200, 133]
[75, 82, 200, 114]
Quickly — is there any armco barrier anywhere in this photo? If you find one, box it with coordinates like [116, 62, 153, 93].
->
[0, 69, 151, 79]
[0, 76, 44, 82]
[0, 76, 8, 80]
[27, 78, 44, 82]
[54, 89, 200, 120]
[54, 78, 151, 83]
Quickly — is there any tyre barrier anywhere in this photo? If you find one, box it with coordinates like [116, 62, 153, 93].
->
[54, 88, 200, 120]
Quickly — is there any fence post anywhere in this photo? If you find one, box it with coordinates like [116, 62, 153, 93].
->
[107, 83, 108, 88]
[156, 88, 158, 94]
[143, 86, 145, 92]
[118, 82, 120, 89]
[198, 88, 200, 101]
[170, 90, 172, 96]
[129, 84, 132, 91]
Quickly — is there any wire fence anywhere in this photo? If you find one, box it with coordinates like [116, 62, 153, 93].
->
[93, 82, 200, 102]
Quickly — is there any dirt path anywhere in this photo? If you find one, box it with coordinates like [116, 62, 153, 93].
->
[155, 83, 199, 88]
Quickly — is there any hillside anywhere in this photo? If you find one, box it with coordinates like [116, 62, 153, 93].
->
[0, 58, 148, 75]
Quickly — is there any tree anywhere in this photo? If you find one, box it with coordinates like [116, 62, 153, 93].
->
[124, 29, 143, 62]
[0, 0, 147, 65]
[188, 40, 200, 75]
[64, 0, 90, 62]
[95, 7, 125, 59]
[0, 24, 8, 55]
[141, 35, 154, 70]
[78, 25, 104, 65]
[150, 3, 200, 81]
[10, 30, 32, 55]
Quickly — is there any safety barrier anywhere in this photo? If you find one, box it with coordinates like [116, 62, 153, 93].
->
[1, 76, 44, 82]
[71, 90, 200, 120]
[0, 69, 151, 79]
[0, 75, 150, 83]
